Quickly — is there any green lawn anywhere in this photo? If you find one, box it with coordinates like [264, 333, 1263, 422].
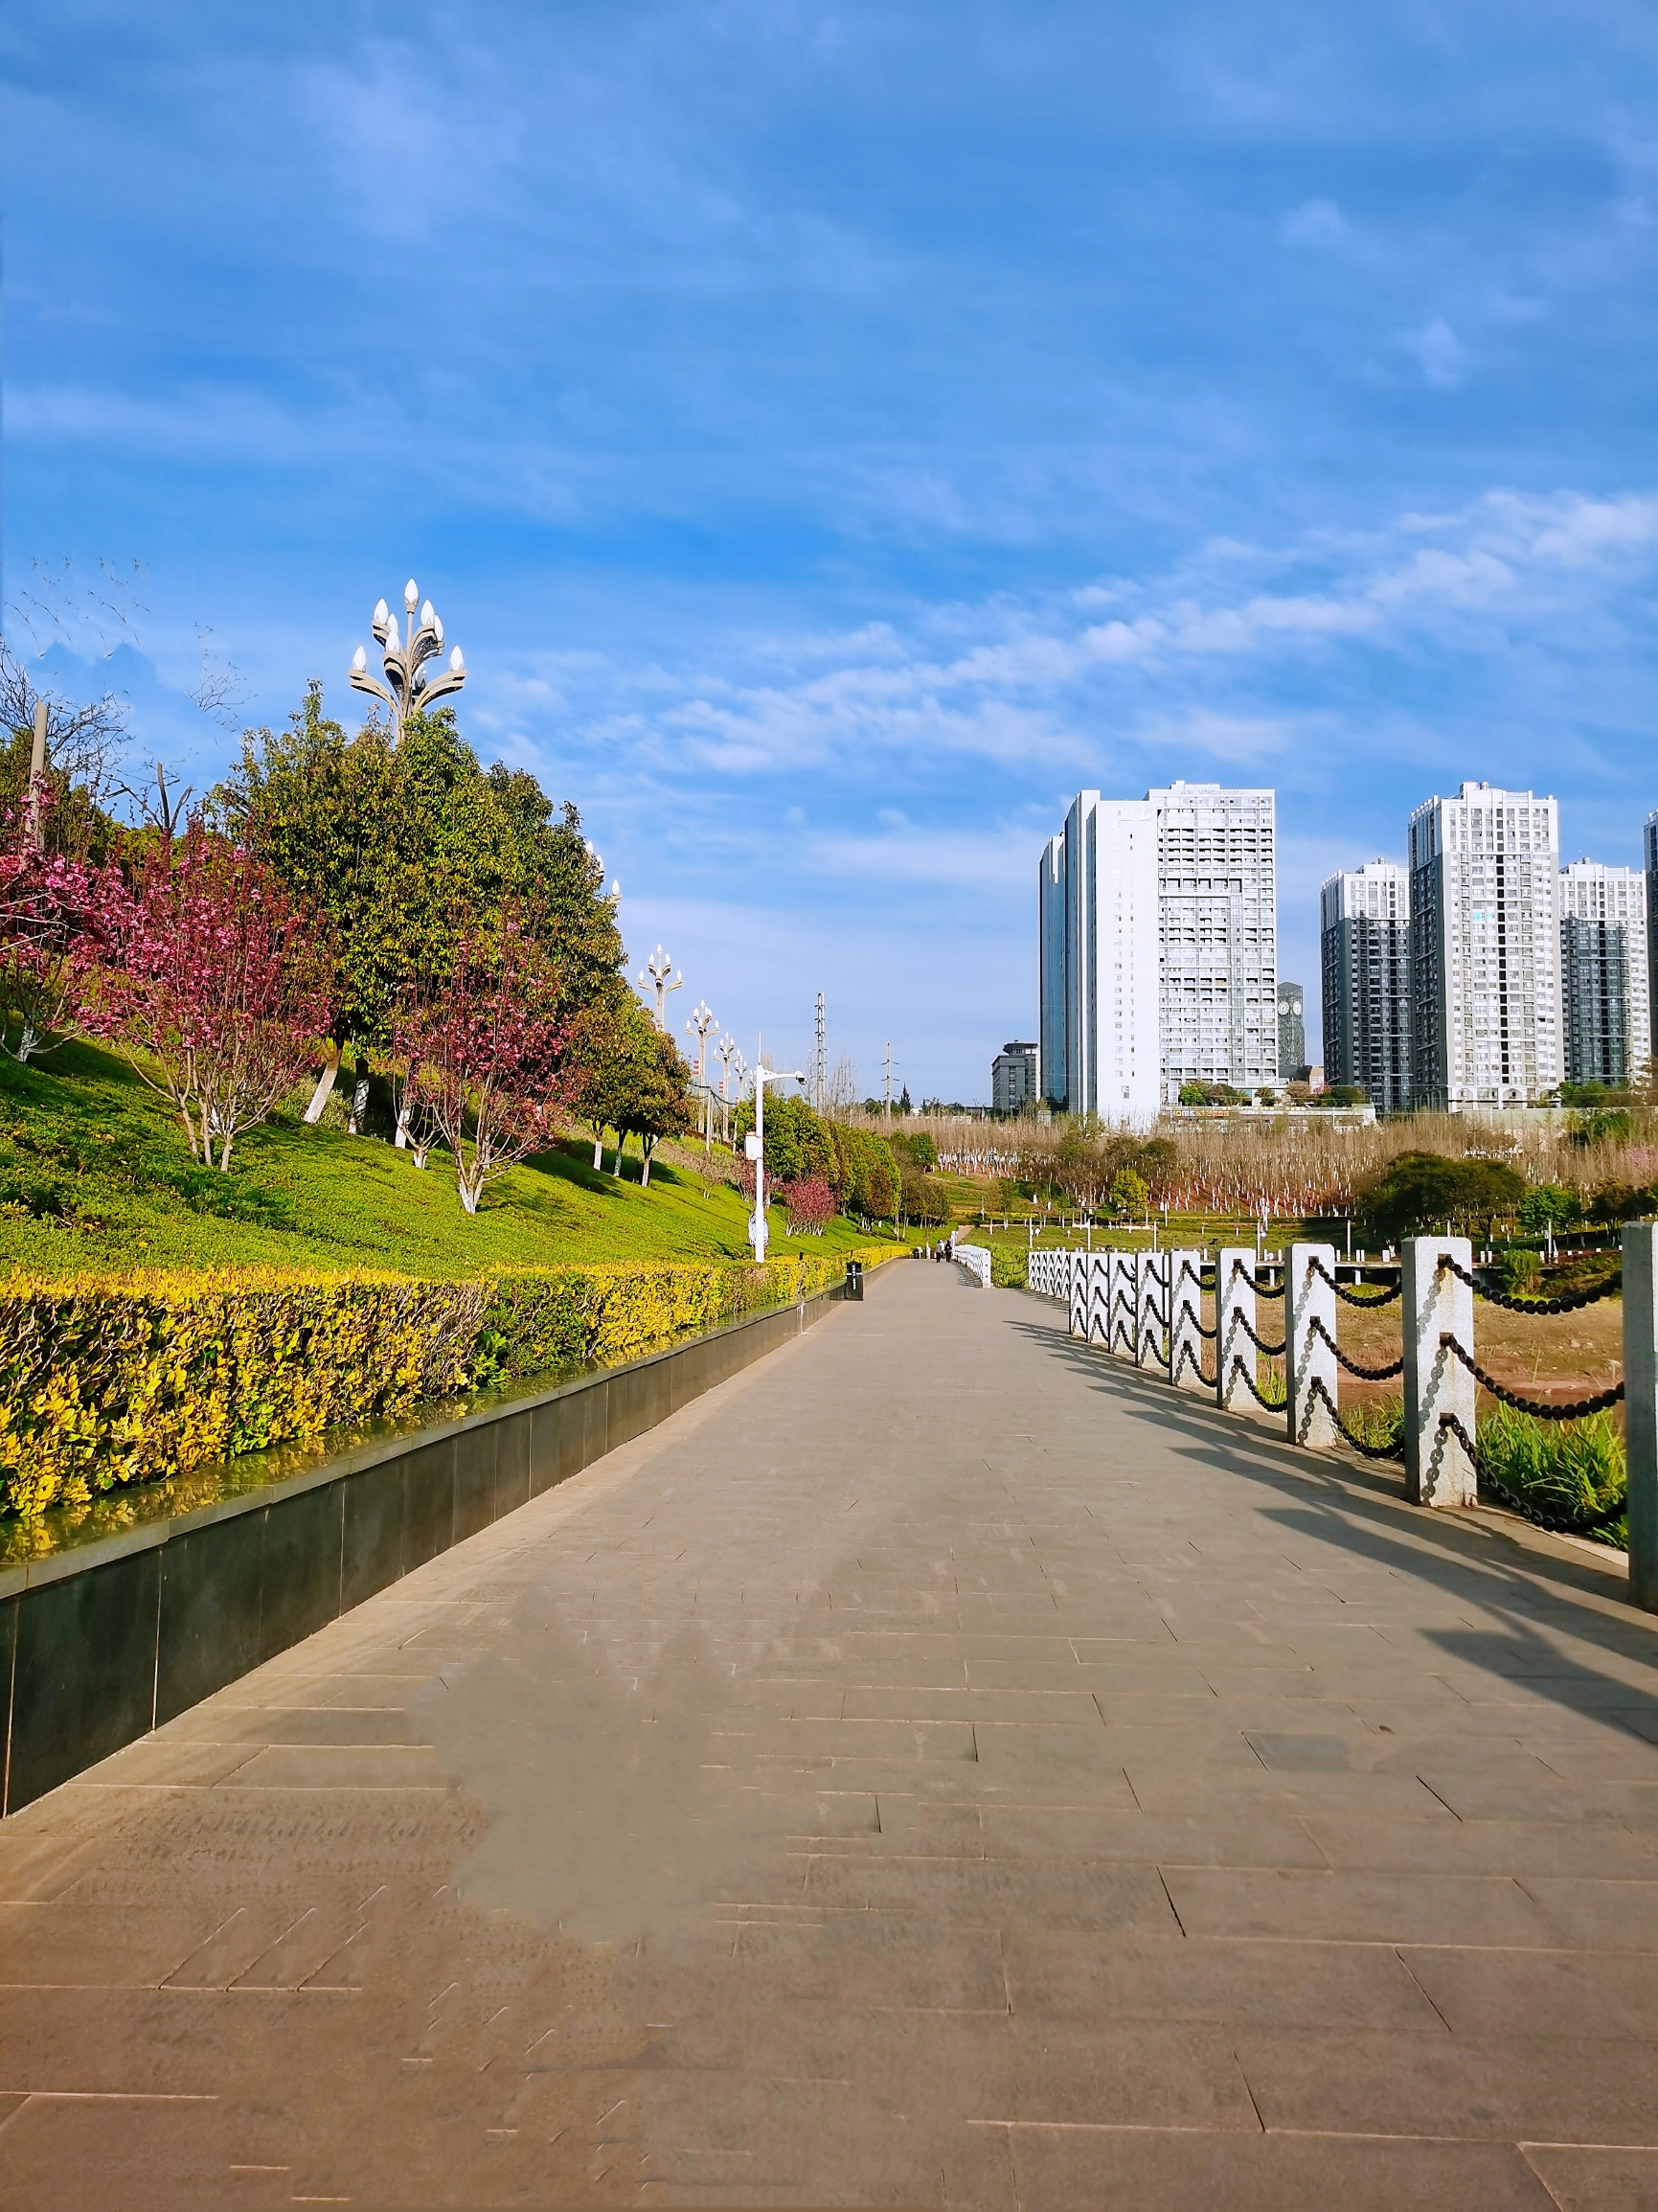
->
[0, 1042, 905, 1281]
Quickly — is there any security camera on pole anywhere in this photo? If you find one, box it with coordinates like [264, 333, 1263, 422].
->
[747, 1039, 805, 1263]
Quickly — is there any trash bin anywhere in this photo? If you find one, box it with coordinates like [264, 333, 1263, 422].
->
[844, 1260, 864, 1301]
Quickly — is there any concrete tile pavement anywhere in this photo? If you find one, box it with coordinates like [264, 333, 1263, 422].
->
[0, 1259, 1656, 2205]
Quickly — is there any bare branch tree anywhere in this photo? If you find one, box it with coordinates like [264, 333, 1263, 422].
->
[0, 643, 128, 809]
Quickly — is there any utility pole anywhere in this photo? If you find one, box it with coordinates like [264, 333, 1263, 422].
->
[25, 699, 47, 855]
[884, 1042, 893, 1125]
[813, 992, 826, 1112]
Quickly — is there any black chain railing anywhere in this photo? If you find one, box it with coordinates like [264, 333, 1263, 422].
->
[1440, 1254, 1623, 1315]
[1309, 1313, 1404, 1380]
[1440, 1333, 1624, 1421]
[1172, 1340, 1216, 1390]
[1227, 1355, 1284, 1411]
[1234, 1311, 1287, 1358]
[1307, 1257, 1404, 1309]
[1177, 1297, 1217, 1342]
[1437, 1411, 1628, 1536]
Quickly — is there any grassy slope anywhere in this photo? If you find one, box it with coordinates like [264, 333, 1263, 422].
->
[0, 1042, 899, 1280]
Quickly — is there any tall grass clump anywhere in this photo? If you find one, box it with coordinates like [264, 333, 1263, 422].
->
[1477, 1404, 1626, 1546]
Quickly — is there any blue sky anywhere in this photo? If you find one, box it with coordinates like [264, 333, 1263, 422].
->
[4, 2, 1656, 1098]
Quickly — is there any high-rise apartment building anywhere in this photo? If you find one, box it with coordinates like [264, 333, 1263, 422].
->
[1558, 861, 1649, 1086]
[1038, 834, 1067, 1107]
[1276, 983, 1306, 1080]
[1644, 811, 1658, 1054]
[1407, 783, 1562, 1110]
[1319, 861, 1411, 1113]
[1036, 782, 1277, 1123]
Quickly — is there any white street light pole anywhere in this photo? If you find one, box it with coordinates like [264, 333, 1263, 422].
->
[747, 1038, 804, 1264]
[639, 944, 683, 1031]
[350, 577, 466, 741]
[686, 998, 717, 1151]
[715, 1033, 738, 1144]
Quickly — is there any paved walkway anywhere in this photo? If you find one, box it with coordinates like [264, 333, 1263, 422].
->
[4, 1263, 1658, 2209]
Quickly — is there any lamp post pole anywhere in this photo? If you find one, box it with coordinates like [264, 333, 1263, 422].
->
[639, 945, 683, 1032]
[747, 1040, 805, 1264]
[686, 999, 717, 1150]
[715, 1033, 738, 1144]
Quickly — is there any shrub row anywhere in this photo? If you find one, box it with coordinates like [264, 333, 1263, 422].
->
[0, 1248, 895, 1518]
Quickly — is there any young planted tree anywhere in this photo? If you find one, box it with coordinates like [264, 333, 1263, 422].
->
[618, 1029, 696, 1186]
[781, 1174, 835, 1235]
[394, 918, 566, 1215]
[93, 824, 332, 1171]
[563, 998, 654, 1170]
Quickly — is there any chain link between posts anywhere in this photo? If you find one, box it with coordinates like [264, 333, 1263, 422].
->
[1440, 1253, 1624, 1315]
[1234, 1311, 1287, 1358]
[1439, 1333, 1625, 1421]
[1308, 1313, 1404, 1381]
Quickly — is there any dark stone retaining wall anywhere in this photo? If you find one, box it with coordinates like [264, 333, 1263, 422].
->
[0, 1281, 856, 1816]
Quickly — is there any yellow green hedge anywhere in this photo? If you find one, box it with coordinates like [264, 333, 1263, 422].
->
[0, 1247, 899, 1519]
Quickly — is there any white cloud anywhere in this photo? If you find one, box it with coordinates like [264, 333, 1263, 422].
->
[1281, 198, 1348, 247]
[1403, 317, 1466, 388]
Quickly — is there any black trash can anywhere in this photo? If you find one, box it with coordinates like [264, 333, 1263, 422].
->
[844, 1260, 864, 1301]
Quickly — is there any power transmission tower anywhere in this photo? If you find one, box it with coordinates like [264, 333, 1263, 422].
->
[884, 1042, 893, 1124]
[813, 992, 826, 1111]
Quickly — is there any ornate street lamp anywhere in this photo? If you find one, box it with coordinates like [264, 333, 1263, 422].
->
[350, 577, 466, 738]
[686, 998, 717, 1150]
[639, 944, 683, 1031]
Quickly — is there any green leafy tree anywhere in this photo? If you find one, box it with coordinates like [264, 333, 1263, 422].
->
[1108, 1167, 1148, 1218]
[564, 996, 660, 1173]
[216, 687, 624, 1130]
[1517, 1182, 1579, 1234]
[618, 1030, 697, 1185]
[1357, 1152, 1527, 1243]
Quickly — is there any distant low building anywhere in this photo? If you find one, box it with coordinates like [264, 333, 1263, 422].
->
[991, 1040, 1038, 1114]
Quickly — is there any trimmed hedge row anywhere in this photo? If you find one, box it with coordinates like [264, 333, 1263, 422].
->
[0, 1248, 896, 1518]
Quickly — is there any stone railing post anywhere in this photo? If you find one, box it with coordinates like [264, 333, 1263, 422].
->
[1622, 1226, 1657, 1609]
[1087, 1252, 1110, 1346]
[1402, 1236, 1476, 1507]
[1217, 1249, 1256, 1412]
[1287, 1243, 1339, 1448]
[1170, 1251, 1206, 1394]
[1068, 1249, 1086, 1336]
[1108, 1250, 1131, 1357]
[1138, 1250, 1170, 1370]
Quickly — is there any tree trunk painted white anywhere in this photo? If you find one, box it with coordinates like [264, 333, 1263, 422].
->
[347, 1075, 370, 1136]
[393, 1092, 414, 1150]
[304, 1042, 342, 1125]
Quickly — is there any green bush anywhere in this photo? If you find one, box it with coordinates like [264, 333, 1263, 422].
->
[0, 1248, 898, 1519]
[989, 1243, 1030, 1288]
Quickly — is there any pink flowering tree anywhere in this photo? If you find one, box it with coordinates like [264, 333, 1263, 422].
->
[93, 824, 332, 1171]
[0, 839, 133, 1062]
[781, 1174, 836, 1236]
[394, 918, 567, 1215]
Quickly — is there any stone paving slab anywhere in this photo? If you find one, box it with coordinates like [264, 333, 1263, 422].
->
[1, 1260, 1656, 2206]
